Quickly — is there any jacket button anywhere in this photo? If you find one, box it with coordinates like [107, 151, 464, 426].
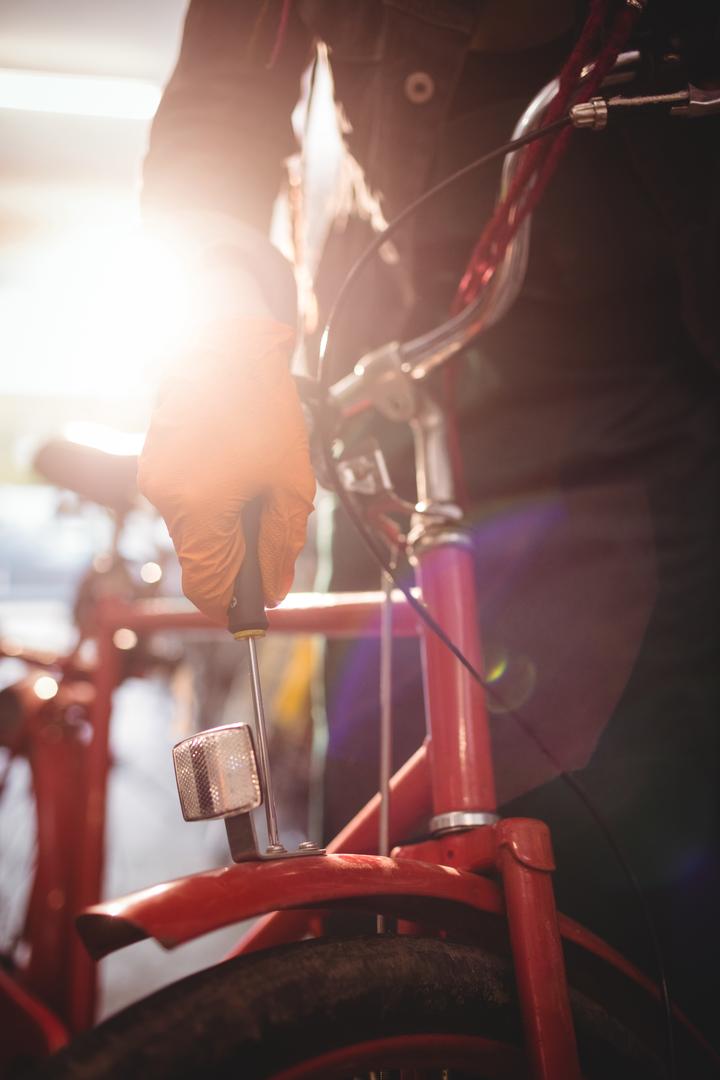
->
[404, 71, 434, 105]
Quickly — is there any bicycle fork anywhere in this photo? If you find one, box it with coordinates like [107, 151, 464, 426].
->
[398, 521, 582, 1080]
[404, 390, 580, 1078]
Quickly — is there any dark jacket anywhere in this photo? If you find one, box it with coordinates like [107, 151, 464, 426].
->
[144, 0, 720, 360]
[144, 1, 486, 228]
[143, 0, 720, 811]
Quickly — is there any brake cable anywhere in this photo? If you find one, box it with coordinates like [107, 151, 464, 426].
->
[315, 108, 678, 1079]
[317, 117, 570, 391]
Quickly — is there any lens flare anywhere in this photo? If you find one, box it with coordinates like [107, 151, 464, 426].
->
[33, 675, 59, 700]
[112, 628, 138, 651]
[140, 561, 163, 584]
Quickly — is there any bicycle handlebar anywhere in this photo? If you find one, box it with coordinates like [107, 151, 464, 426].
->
[326, 51, 641, 422]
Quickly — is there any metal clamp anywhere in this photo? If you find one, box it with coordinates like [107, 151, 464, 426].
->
[330, 341, 417, 423]
[570, 96, 609, 131]
[430, 811, 500, 835]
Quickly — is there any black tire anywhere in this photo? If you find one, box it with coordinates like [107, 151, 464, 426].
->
[35, 935, 669, 1079]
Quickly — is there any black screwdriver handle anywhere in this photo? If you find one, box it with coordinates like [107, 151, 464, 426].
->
[228, 496, 269, 638]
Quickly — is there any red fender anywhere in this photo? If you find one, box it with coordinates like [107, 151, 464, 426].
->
[78, 850, 719, 1074]
[77, 851, 720, 1071]
[77, 853, 503, 959]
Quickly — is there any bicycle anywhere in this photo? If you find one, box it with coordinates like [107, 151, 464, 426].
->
[0, 436, 195, 1055]
[7, 41, 720, 1080]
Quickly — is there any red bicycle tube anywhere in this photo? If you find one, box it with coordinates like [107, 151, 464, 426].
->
[414, 536, 497, 816]
[68, 615, 121, 1033]
[497, 818, 582, 1080]
[25, 697, 87, 1024]
[88, 591, 420, 639]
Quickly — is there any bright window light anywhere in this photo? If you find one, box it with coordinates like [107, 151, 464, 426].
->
[1, 221, 193, 400]
[63, 423, 145, 456]
[0, 68, 161, 120]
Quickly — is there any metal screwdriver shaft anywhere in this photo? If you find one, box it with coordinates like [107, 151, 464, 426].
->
[246, 635, 283, 852]
[378, 567, 394, 859]
[377, 566, 394, 935]
[229, 496, 285, 854]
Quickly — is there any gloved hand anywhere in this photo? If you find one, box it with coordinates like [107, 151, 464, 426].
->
[138, 318, 315, 626]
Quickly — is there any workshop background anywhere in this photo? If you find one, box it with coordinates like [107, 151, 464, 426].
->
[0, 0, 333, 1020]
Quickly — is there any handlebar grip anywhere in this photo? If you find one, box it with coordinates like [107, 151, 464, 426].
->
[228, 496, 269, 638]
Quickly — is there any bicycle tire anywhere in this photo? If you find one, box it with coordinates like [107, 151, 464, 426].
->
[33, 934, 673, 1079]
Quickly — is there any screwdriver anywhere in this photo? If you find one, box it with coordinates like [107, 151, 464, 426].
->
[228, 496, 285, 854]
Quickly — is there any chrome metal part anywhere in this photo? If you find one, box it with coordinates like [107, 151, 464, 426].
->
[391, 52, 641, 382]
[172, 723, 262, 822]
[378, 568, 394, 861]
[336, 447, 394, 497]
[330, 341, 416, 422]
[377, 567, 394, 935]
[225, 812, 261, 862]
[570, 96, 608, 130]
[326, 54, 642, 417]
[580, 50, 640, 86]
[232, 838, 328, 864]
[398, 85, 552, 379]
[671, 84, 720, 119]
[411, 390, 456, 508]
[414, 500, 463, 522]
[407, 504, 466, 553]
[430, 811, 500, 835]
[408, 525, 474, 560]
[255, 844, 326, 860]
[227, 817, 326, 863]
[247, 636, 284, 852]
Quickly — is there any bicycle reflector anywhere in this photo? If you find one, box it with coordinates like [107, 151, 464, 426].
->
[172, 723, 262, 822]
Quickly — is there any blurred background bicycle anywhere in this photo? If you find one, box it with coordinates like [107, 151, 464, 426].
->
[0, 0, 327, 1021]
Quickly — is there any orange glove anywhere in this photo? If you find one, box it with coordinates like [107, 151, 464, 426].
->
[138, 319, 315, 626]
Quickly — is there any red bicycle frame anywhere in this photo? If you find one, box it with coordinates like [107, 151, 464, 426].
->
[34, 549, 716, 1079]
[8, 308, 719, 1080]
[5, 481, 719, 1079]
[76, 544, 583, 1080]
